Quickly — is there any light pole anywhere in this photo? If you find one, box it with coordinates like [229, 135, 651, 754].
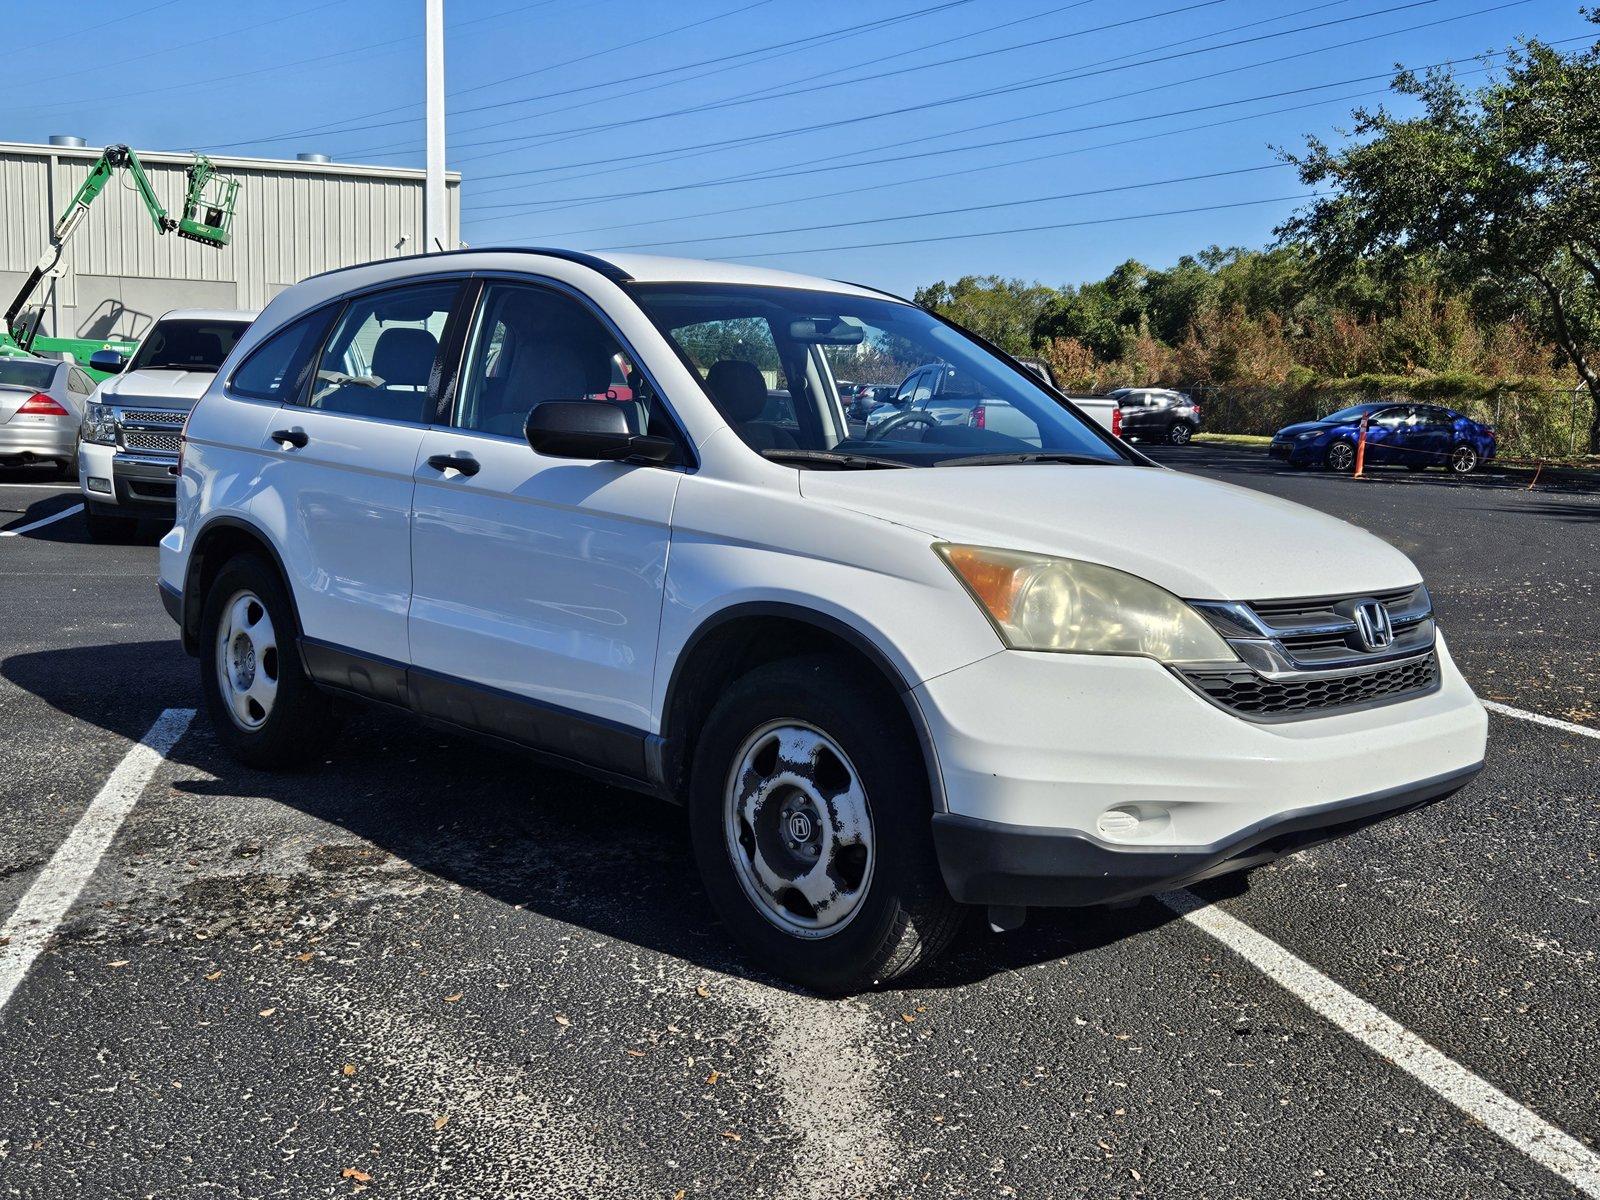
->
[425, 0, 447, 253]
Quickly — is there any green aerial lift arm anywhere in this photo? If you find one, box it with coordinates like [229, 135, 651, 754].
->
[3, 145, 176, 350]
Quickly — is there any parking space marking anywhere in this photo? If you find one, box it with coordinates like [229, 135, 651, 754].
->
[0, 502, 83, 537]
[0, 708, 193, 1015]
[1164, 888, 1600, 1197]
[1483, 700, 1600, 742]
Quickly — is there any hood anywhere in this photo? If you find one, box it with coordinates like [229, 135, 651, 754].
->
[99, 368, 215, 407]
[800, 463, 1420, 601]
[1275, 420, 1333, 438]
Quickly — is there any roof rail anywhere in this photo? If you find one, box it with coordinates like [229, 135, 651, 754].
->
[307, 246, 632, 284]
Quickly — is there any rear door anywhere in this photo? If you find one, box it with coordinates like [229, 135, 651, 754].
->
[253, 279, 464, 667]
[408, 279, 686, 753]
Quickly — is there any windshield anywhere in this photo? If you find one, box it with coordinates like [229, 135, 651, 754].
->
[1322, 404, 1382, 423]
[129, 319, 249, 373]
[0, 360, 56, 391]
[630, 283, 1128, 468]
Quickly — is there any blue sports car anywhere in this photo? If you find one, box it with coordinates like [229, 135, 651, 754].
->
[1270, 402, 1496, 475]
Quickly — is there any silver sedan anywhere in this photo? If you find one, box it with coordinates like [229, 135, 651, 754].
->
[0, 356, 95, 478]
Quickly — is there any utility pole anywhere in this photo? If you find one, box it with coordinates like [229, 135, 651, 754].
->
[425, 0, 448, 253]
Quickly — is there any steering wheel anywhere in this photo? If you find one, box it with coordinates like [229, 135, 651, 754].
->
[867, 409, 942, 441]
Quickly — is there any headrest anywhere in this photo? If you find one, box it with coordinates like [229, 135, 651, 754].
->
[371, 327, 438, 386]
[706, 359, 769, 423]
[504, 337, 609, 402]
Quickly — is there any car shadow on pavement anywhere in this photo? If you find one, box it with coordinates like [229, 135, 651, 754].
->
[4, 639, 1203, 995]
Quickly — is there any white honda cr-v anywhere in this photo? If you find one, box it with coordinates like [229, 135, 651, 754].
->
[158, 250, 1486, 992]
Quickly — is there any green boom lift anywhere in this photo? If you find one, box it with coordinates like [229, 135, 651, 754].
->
[1, 144, 240, 378]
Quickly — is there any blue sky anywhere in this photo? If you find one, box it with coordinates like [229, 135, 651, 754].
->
[5, 0, 1589, 294]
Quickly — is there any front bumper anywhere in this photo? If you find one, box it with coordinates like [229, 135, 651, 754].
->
[78, 440, 178, 515]
[913, 638, 1487, 905]
[933, 763, 1479, 906]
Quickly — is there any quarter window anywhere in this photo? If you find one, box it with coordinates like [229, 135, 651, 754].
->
[306, 283, 458, 422]
[231, 309, 335, 402]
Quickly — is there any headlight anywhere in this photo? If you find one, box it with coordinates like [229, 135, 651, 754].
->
[81, 402, 117, 446]
[1295, 430, 1321, 442]
[936, 544, 1237, 663]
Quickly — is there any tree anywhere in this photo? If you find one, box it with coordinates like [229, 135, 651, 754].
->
[911, 276, 1055, 356]
[1278, 20, 1600, 450]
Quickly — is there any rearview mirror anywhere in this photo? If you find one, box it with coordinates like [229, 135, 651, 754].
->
[525, 400, 674, 463]
[89, 349, 126, 374]
[787, 318, 864, 346]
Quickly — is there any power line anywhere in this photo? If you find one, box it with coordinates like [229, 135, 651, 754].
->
[369, 0, 1074, 162]
[468, 0, 1524, 213]
[454, 0, 1363, 197]
[27, 0, 185, 49]
[257, 0, 990, 151]
[598, 163, 1291, 251]
[211, 0, 782, 151]
[713, 193, 1324, 260]
[508, 39, 1567, 245]
[467, 0, 1459, 187]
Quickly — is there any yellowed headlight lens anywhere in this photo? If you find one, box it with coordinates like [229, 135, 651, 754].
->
[936, 544, 1236, 663]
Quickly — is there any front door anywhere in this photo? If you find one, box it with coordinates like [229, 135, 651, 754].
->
[408, 281, 686, 767]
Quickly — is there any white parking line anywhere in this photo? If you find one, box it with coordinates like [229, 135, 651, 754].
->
[1483, 700, 1600, 742]
[0, 502, 83, 537]
[0, 708, 194, 1014]
[1164, 888, 1600, 1197]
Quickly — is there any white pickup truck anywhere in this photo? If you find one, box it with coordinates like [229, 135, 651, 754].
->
[77, 309, 256, 539]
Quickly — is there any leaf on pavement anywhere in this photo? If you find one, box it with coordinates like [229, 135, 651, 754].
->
[433, 1114, 449, 1131]
[342, 1063, 357, 1077]
[107, 960, 129, 968]
[340, 1167, 372, 1182]
[443, 993, 463, 1004]
[259, 1007, 276, 1018]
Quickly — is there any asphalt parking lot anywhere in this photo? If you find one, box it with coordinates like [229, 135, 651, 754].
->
[0, 448, 1596, 1199]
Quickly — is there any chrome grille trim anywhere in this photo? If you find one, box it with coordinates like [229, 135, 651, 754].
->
[1183, 584, 1440, 720]
[118, 408, 185, 427]
[124, 431, 182, 452]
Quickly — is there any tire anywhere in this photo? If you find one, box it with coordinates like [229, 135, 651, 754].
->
[1166, 421, 1193, 446]
[1324, 440, 1356, 473]
[688, 653, 963, 994]
[52, 458, 76, 482]
[84, 506, 137, 542]
[1449, 443, 1480, 475]
[199, 553, 339, 769]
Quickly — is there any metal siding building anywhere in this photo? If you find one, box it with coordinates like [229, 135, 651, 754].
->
[0, 140, 460, 344]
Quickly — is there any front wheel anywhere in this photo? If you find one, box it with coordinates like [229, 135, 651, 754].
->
[1324, 440, 1356, 473]
[1449, 443, 1480, 474]
[200, 554, 339, 769]
[688, 654, 963, 994]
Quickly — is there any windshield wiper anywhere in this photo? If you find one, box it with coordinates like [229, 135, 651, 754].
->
[932, 451, 1115, 467]
[761, 449, 913, 470]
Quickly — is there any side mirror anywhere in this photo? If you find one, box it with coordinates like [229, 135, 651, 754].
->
[525, 400, 675, 463]
[89, 349, 127, 375]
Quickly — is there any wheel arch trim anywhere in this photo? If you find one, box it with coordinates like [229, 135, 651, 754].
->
[659, 600, 948, 813]
[180, 514, 302, 657]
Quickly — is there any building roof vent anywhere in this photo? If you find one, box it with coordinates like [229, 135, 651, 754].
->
[49, 134, 88, 148]
[297, 152, 332, 163]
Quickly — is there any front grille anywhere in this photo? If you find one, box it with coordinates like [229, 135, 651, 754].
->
[119, 408, 185, 427]
[1182, 653, 1439, 718]
[124, 431, 181, 453]
[1248, 586, 1418, 624]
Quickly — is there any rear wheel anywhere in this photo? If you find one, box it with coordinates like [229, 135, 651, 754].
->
[1449, 443, 1480, 474]
[1166, 421, 1193, 446]
[200, 554, 338, 769]
[1324, 440, 1356, 473]
[688, 654, 963, 994]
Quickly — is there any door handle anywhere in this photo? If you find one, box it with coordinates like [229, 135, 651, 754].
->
[271, 428, 308, 449]
[426, 452, 480, 477]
